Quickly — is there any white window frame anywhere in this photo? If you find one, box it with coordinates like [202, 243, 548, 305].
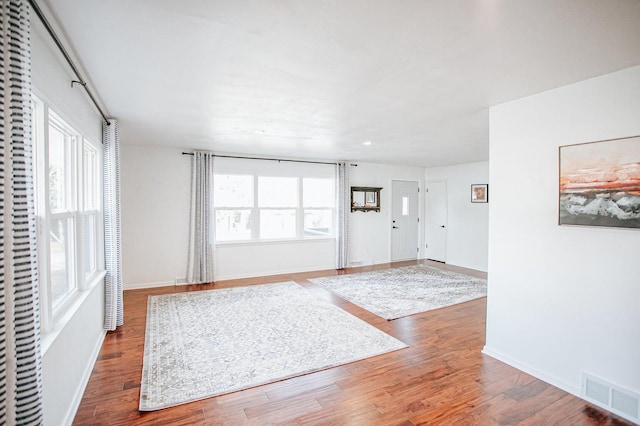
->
[32, 94, 105, 335]
[214, 174, 335, 243]
[81, 141, 102, 283]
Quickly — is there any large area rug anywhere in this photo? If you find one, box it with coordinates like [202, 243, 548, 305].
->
[309, 265, 487, 320]
[139, 281, 407, 411]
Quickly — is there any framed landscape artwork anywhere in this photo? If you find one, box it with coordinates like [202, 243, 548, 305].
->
[471, 184, 488, 203]
[559, 136, 640, 229]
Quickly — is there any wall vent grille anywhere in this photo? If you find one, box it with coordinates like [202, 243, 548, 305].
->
[175, 277, 187, 285]
[582, 372, 639, 423]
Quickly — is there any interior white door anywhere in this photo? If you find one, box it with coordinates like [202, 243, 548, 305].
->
[425, 180, 447, 262]
[391, 180, 419, 261]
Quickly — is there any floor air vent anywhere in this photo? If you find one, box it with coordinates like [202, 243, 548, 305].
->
[582, 372, 639, 424]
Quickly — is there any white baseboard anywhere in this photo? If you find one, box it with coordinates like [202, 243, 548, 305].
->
[481, 345, 580, 396]
[124, 280, 175, 290]
[209, 264, 338, 282]
[62, 329, 107, 426]
[124, 264, 338, 290]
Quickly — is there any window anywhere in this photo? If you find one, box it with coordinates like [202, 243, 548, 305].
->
[32, 95, 104, 330]
[214, 175, 253, 241]
[213, 173, 335, 242]
[48, 114, 79, 308]
[82, 142, 100, 277]
[258, 177, 297, 239]
[303, 178, 334, 237]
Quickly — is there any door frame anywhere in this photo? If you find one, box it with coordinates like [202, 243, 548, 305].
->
[425, 179, 448, 263]
[389, 179, 423, 262]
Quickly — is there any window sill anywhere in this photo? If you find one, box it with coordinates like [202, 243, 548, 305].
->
[215, 237, 335, 248]
[41, 270, 106, 355]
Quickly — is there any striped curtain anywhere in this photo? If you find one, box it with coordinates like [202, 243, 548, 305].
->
[0, 1, 45, 424]
[186, 151, 215, 284]
[336, 162, 350, 269]
[103, 120, 123, 330]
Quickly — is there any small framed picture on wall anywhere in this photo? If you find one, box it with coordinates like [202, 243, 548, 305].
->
[471, 184, 488, 203]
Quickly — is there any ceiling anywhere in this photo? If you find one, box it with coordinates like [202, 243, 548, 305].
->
[44, 0, 640, 167]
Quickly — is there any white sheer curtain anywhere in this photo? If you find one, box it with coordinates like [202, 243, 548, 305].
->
[0, 1, 45, 423]
[336, 162, 350, 269]
[103, 119, 123, 330]
[186, 151, 215, 283]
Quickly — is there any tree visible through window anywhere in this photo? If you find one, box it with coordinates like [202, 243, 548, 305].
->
[213, 175, 253, 241]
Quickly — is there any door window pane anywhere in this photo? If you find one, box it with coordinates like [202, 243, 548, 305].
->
[258, 177, 297, 207]
[304, 209, 333, 237]
[260, 209, 296, 239]
[215, 209, 251, 241]
[402, 196, 409, 216]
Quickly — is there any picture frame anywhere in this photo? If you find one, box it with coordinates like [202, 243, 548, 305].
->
[559, 135, 640, 229]
[471, 184, 488, 203]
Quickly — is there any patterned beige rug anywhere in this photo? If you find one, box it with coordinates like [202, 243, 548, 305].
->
[139, 281, 407, 411]
[309, 264, 487, 320]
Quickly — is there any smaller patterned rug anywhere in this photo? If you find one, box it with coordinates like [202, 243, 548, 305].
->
[309, 265, 487, 320]
[139, 281, 407, 411]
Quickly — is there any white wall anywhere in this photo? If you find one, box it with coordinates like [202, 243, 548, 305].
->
[349, 162, 425, 265]
[121, 145, 191, 286]
[41, 285, 104, 426]
[425, 161, 489, 272]
[485, 65, 640, 413]
[121, 147, 337, 287]
[121, 155, 429, 286]
[32, 13, 106, 426]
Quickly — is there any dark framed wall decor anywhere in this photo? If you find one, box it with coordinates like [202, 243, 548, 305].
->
[351, 186, 382, 212]
[471, 184, 488, 203]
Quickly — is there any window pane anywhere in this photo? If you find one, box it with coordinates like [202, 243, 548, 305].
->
[49, 126, 67, 212]
[215, 209, 251, 241]
[214, 175, 253, 207]
[258, 177, 297, 207]
[303, 178, 334, 207]
[260, 209, 296, 239]
[83, 214, 97, 276]
[50, 217, 75, 305]
[304, 209, 333, 237]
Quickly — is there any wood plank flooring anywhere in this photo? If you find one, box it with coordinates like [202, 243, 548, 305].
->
[73, 260, 633, 425]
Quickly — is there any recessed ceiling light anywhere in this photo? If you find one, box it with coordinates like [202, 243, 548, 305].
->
[363, 141, 372, 146]
[254, 129, 266, 135]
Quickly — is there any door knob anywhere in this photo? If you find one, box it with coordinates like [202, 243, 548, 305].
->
[392, 226, 399, 229]
[440, 225, 445, 228]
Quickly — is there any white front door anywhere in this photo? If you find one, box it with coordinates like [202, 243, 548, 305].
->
[391, 180, 419, 261]
[425, 180, 447, 262]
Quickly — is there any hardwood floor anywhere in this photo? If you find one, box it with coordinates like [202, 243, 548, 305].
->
[73, 260, 632, 425]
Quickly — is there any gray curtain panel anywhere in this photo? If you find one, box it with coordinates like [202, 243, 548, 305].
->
[336, 162, 350, 269]
[0, 1, 45, 424]
[186, 152, 215, 284]
[103, 120, 123, 330]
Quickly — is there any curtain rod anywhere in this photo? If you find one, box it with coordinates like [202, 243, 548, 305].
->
[29, 0, 110, 124]
[181, 152, 357, 166]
